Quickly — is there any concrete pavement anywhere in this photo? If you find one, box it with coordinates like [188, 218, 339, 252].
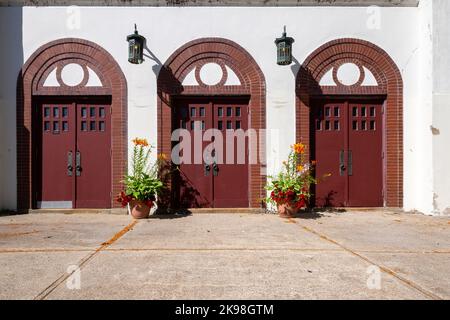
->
[0, 211, 448, 299]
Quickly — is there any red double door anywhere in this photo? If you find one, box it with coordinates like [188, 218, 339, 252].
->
[172, 97, 249, 208]
[311, 99, 384, 207]
[35, 100, 111, 208]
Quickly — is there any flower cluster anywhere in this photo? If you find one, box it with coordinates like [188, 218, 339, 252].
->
[270, 190, 307, 209]
[132, 138, 149, 147]
[292, 143, 305, 155]
[265, 142, 316, 210]
[116, 191, 154, 208]
[117, 191, 133, 207]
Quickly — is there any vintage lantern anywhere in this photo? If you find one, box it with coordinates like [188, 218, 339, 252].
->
[274, 26, 295, 66]
[126, 24, 146, 64]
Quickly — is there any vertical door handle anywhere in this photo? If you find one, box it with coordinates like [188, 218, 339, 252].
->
[67, 151, 73, 176]
[348, 150, 353, 176]
[212, 162, 219, 176]
[204, 163, 211, 176]
[339, 150, 346, 176]
[76, 151, 82, 176]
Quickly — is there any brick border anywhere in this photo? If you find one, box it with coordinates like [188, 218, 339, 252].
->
[17, 38, 127, 211]
[157, 38, 266, 208]
[296, 38, 403, 207]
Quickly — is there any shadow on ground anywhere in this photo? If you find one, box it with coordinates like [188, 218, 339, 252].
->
[150, 209, 193, 219]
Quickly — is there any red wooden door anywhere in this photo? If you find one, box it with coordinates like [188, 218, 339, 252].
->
[75, 104, 112, 208]
[348, 102, 383, 207]
[311, 102, 347, 207]
[174, 100, 213, 208]
[35, 100, 112, 209]
[311, 99, 383, 207]
[36, 103, 75, 209]
[173, 97, 249, 208]
[212, 102, 249, 207]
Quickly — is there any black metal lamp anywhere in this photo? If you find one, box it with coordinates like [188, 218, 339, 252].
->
[274, 26, 295, 66]
[126, 24, 146, 64]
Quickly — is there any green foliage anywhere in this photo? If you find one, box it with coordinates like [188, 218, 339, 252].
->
[123, 142, 164, 201]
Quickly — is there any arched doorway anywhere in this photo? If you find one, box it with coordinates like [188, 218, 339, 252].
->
[17, 38, 127, 211]
[157, 38, 266, 209]
[296, 38, 403, 208]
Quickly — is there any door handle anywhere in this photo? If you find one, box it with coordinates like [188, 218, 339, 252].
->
[212, 162, 219, 176]
[75, 151, 82, 176]
[339, 150, 346, 176]
[348, 150, 353, 176]
[204, 163, 211, 176]
[67, 151, 73, 176]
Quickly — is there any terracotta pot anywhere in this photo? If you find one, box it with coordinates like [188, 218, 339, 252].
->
[129, 200, 151, 219]
[277, 203, 299, 218]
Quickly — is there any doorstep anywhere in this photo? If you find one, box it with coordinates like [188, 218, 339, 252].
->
[27, 208, 266, 215]
[25, 207, 402, 215]
[28, 208, 127, 215]
[177, 208, 266, 214]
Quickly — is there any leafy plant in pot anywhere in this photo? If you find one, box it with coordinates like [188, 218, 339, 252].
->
[117, 138, 166, 219]
[265, 143, 316, 218]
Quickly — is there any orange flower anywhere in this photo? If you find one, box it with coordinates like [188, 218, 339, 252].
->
[133, 138, 149, 147]
[297, 165, 304, 172]
[292, 143, 305, 154]
[158, 153, 167, 160]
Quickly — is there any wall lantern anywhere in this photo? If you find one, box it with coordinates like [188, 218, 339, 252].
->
[126, 24, 146, 64]
[274, 26, 295, 66]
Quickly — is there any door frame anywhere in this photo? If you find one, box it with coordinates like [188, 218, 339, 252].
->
[310, 95, 387, 207]
[296, 38, 403, 208]
[157, 38, 266, 210]
[17, 38, 127, 212]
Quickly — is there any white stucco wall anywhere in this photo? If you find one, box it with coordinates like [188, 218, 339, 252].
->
[0, 7, 22, 211]
[431, 0, 450, 215]
[0, 4, 438, 213]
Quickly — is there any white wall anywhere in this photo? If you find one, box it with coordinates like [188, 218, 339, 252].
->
[0, 5, 428, 212]
[0, 7, 22, 211]
[431, 0, 450, 215]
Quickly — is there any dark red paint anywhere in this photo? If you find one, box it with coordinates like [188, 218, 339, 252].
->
[35, 99, 112, 208]
[173, 97, 249, 208]
[311, 98, 384, 207]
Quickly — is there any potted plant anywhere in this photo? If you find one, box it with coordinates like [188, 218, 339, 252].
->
[266, 143, 316, 218]
[117, 138, 166, 219]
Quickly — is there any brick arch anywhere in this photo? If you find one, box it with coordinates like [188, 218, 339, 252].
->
[157, 37, 266, 208]
[17, 38, 127, 211]
[296, 38, 403, 207]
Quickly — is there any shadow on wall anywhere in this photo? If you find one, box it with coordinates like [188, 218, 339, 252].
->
[146, 45, 184, 210]
[0, 7, 23, 212]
